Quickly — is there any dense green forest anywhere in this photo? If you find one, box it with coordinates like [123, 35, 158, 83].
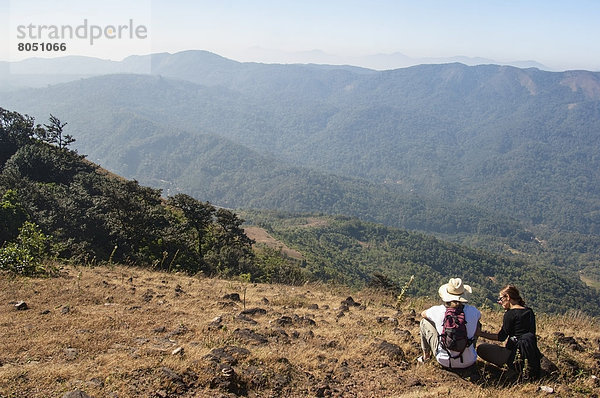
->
[0, 107, 306, 283]
[3, 55, 599, 278]
[242, 210, 600, 316]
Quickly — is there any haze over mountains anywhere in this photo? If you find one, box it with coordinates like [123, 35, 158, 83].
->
[2, 50, 600, 275]
[230, 47, 552, 71]
[0, 49, 554, 91]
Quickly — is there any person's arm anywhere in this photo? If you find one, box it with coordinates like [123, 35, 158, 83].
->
[420, 310, 428, 319]
[476, 321, 499, 340]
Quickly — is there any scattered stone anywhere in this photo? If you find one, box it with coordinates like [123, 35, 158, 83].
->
[341, 297, 361, 307]
[315, 383, 331, 397]
[553, 332, 584, 351]
[207, 316, 224, 331]
[376, 316, 398, 326]
[158, 367, 188, 394]
[235, 314, 258, 325]
[393, 328, 412, 340]
[294, 314, 317, 326]
[174, 284, 183, 293]
[40, 309, 50, 315]
[233, 328, 268, 345]
[15, 301, 28, 311]
[172, 346, 184, 356]
[539, 385, 554, 393]
[336, 365, 351, 379]
[274, 316, 293, 327]
[153, 326, 167, 333]
[269, 328, 290, 343]
[242, 365, 270, 389]
[223, 293, 241, 302]
[540, 355, 559, 376]
[133, 337, 149, 345]
[406, 377, 424, 387]
[240, 307, 267, 316]
[168, 324, 188, 337]
[321, 304, 330, 310]
[204, 346, 251, 365]
[142, 289, 154, 302]
[372, 339, 405, 361]
[210, 364, 244, 395]
[61, 305, 70, 314]
[104, 296, 114, 303]
[324, 340, 338, 349]
[336, 311, 345, 319]
[88, 377, 104, 388]
[308, 303, 319, 310]
[218, 301, 238, 308]
[338, 303, 350, 313]
[261, 297, 270, 304]
[62, 390, 92, 398]
[64, 348, 79, 360]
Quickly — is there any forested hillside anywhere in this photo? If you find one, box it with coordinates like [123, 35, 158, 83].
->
[3, 107, 599, 315]
[2, 51, 600, 288]
[4, 54, 600, 236]
[242, 211, 600, 316]
[0, 108, 279, 281]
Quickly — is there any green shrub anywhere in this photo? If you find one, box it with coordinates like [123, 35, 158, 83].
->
[0, 221, 54, 276]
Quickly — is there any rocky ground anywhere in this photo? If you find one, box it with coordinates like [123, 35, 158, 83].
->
[1, 265, 599, 397]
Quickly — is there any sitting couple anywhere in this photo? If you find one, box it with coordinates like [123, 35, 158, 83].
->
[419, 278, 541, 378]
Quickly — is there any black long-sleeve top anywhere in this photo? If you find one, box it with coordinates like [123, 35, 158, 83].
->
[497, 307, 536, 342]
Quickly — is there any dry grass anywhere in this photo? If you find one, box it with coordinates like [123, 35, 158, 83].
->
[1, 265, 599, 397]
[244, 226, 304, 260]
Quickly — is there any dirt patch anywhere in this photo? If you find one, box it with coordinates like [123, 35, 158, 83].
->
[244, 226, 303, 260]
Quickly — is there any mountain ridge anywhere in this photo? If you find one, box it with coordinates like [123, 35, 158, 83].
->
[2, 52, 600, 279]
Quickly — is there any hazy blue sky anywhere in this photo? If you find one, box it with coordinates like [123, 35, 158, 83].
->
[2, 0, 599, 70]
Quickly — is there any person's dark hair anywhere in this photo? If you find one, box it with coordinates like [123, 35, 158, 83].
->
[500, 285, 526, 306]
[444, 301, 463, 308]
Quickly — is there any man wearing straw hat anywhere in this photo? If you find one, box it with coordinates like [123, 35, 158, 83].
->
[419, 278, 481, 368]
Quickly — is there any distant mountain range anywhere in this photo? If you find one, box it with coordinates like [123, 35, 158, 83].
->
[2, 50, 600, 276]
[232, 47, 552, 71]
[0, 49, 553, 92]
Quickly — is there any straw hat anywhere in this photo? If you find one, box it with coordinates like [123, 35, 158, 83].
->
[438, 278, 472, 302]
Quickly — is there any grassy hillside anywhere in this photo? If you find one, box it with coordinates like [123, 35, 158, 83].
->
[2, 264, 599, 397]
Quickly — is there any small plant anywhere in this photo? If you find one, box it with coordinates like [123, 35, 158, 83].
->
[167, 249, 180, 272]
[108, 245, 118, 266]
[238, 273, 251, 310]
[553, 335, 565, 363]
[158, 251, 168, 269]
[395, 275, 415, 308]
[76, 270, 82, 291]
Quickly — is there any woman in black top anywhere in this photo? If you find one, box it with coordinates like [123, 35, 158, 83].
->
[477, 285, 542, 378]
